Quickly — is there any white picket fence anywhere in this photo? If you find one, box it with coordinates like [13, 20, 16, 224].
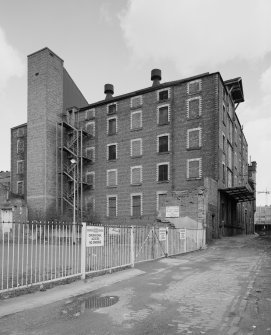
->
[0, 221, 206, 293]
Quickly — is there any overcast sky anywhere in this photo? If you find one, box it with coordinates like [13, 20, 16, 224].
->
[0, 0, 270, 205]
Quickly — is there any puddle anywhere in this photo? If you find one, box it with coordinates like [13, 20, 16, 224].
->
[61, 295, 119, 319]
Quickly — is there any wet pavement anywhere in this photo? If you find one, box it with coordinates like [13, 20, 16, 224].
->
[0, 234, 270, 335]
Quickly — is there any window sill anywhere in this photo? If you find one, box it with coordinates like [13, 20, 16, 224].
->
[107, 159, 117, 162]
[158, 122, 170, 126]
[130, 127, 143, 132]
[188, 90, 202, 95]
[157, 151, 170, 155]
[157, 98, 170, 103]
[107, 133, 117, 136]
[186, 147, 202, 151]
[157, 180, 169, 184]
[107, 185, 117, 188]
[187, 116, 201, 120]
[131, 155, 142, 159]
[130, 105, 143, 110]
[187, 177, 202, 181]
[131, 183, 142, 186]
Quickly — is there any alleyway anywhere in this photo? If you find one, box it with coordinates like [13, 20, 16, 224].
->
[0, 235, 270, 335]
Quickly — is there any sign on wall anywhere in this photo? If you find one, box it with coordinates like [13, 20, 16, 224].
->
[159, 228, 167, 241]
[86, 226, 104, 247]
[166, 206, 180, 218]
[179, 229, 186, 240]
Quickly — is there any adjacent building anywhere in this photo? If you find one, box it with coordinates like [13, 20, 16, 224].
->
[10, 47, 256, 241]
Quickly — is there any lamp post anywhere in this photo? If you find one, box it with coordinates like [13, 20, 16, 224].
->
[70, 158, 77, 243]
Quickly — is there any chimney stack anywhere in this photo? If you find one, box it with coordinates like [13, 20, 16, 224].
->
[104, 84, 114, 100]
[151, 69, 161, 86]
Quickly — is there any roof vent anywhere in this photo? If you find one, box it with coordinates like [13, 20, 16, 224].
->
[104, 84, 114, 100]
[151, 69, 161, 86]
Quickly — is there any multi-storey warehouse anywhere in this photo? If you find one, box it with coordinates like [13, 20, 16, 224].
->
[10, 48, 256, 241]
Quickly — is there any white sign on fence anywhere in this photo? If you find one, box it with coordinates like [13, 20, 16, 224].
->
[166, 206, 180, 218]
[159, 228, 167, 241]
[179, 229, 186, 240]
[109, 227, 120, 235]
[86, 226, 104, 247]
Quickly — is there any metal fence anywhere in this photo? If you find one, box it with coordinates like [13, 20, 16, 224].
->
[0, 221, 206, 293]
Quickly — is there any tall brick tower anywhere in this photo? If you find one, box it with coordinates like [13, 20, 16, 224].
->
[26, 48, 87, 219]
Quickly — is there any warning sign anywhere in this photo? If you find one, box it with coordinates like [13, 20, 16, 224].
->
[166, 206, 179, 218]
[86, 226, 104, 247]
[179, 229, 186, 240]
[159, 228, 167, 241]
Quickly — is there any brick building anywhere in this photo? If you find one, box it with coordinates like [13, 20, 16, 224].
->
[10, 48, 256, 240]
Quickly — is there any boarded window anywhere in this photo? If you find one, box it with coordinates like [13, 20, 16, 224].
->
[131, 96, 142, 108]
[85, 109, 95, 120]
[86, 173, 94, 187]
[132, 195, 141, 217]
[108, 144, 117, 160]
[187, 98, 201, 118]
[131, 166, 142, 185]
[107, 169, 117, 187]
[187, 129, 201, 149]
[17, 181, 24, 195]
[17, 160, 24, 174]
[85, 122, 95, 137]
[187, 159, 201, 179]
[17, 139, 24, 154]
[222, 163, 226, 183]
[158, 193, 167, 210]
[108, 196, 117, 217]
[158, 106, 169, 125]
[158, 135, 169, 152]
[158, 164, 169, 181]
[86, 147, 95, 161]
[108, 118, 117, 135]
[188, 80, 201, 94]
[131, 139, 142, 157]
[131, 111, 142, 130]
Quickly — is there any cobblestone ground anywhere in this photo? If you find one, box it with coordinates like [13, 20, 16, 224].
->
[0, 234, 270, 335]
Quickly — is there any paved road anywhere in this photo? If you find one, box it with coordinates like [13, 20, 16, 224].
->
[0, 235, 270, 335]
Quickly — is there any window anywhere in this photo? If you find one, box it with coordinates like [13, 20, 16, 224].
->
[130, 138, 142, 157]
[86, 172, 95, 188]
[222, 104, 226, 124]
[107, 117, 117, 135]
[157, 192, 167, 211]
[107, 144, 117, 160]
[17, 139, 24, 154]
[228, 144, 233, 170]
[85, 121, 95, 137]
[228, 117, 233, 143]
[130, 110, 142, 130]
[157, 134, 169, 153]
[107, 195, 117, 217]
[158, 88, 170, 101]
[107, 169, 117, 187]
[187, 79, 202, 94]
[227, 169, 233, 188]
[107, 103, 117, 115]
[85, 147, 95, 162]
[17, 128, 24, 137]
[131, 166, 142, 185]
[85, 108, 95, 120]
[157, 163, 169, 182]
[131, 194, 142, 217]
[17, 181, 24, 195]
[187, 158, 202, 179]
[222, 132, 226, 152]
[17, 160, 24, 174]
[85, 196, 95, 213]
[157, 105, 170, 125]
[130, 96, 142, 108]
[187, 128, 202, 149]
[222, 163, 226, 183]
[187, 97, 202, 119]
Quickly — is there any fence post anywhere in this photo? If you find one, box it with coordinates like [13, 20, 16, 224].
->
[81, 222, 86, 280]
[165, 227, 169, 257]
[184, 229, 187, 253]
[130, 226, 135, 267]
